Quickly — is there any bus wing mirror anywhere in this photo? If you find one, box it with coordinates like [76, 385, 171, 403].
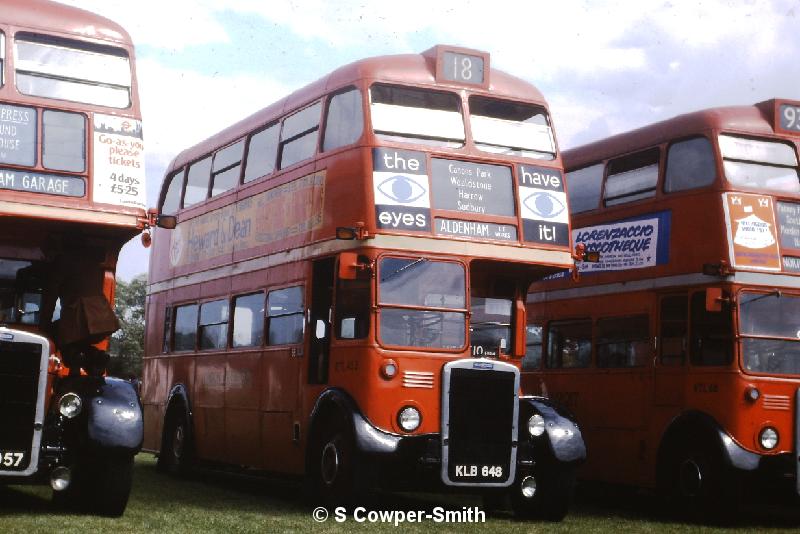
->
[706, 287, 724, 312]
[156, 214, 177, 229]
[339, 252, 360, 280]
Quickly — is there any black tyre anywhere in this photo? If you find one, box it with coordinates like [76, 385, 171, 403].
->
[307, 419, 358, 506]
[158, 408, 192, 476]
[661, 438, 737, 517]
[510, 464, 576, 522]
[53, 454, 134, 517]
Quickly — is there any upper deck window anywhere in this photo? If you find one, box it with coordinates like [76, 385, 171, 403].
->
[604, 148, 660, 206]
[161, 170, 183, 215]
[14, 33, 131, 109]
[719, 134, 799, 193]
[370, 84, 464, 148]
[567, 164, 603, 213]
[323, 88, 364, 152]
[183, 156, 211, 208]
[469, 96, 555, 160]
[664, 137, 716, 193]
[244, 124, 279, 183]
[43, 110, 85, 172]
[279, 102, 321, 169]
[211, 140, 244, 197]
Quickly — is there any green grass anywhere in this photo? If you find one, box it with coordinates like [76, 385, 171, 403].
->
[1, 455, 799, 533]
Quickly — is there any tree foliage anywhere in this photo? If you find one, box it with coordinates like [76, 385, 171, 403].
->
[108, 274, 146, 378]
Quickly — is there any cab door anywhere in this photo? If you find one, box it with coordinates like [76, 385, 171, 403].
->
[654, 294, 688, 409]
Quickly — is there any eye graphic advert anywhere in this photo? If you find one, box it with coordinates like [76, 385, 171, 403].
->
[517, 164, 569, 246]
[373, 148, 431, 231]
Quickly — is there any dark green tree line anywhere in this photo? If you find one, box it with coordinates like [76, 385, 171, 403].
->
[108, 273, 146, 378]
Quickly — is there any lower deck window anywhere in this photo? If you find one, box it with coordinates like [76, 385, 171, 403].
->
[267, 286, 304, 345]
[547, 319, 591, 368]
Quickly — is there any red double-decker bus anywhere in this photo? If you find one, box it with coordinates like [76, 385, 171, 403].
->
[0, 0, 146, 516]
[143, 45, 586, 519]
[526, 99, 800, 509]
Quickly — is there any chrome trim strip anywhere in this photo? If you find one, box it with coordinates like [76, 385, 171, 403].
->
[441, 358, 519, 488]
[0, 327, 49, 477]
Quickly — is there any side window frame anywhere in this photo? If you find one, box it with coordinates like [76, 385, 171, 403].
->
[243, 122, 280, 184]
[663, 135, 717, 194]
[322, 86, 364, 152]
[278, 101, 322, 170]
[545, 318, 593, 369]
[566, 163, 604, 214]
[232, 291, 266, 348]
[182, 155, 212, 208]
[267, 285, 305, 345]
[210, 139, 245, 197]
[160, 168, 185, 215]
[173, 302, 199, 352]
[603, 147, 661, 207]
[198, 298, 230, 351]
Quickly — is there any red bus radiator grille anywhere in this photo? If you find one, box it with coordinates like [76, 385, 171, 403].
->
[0, 341, 42, 471]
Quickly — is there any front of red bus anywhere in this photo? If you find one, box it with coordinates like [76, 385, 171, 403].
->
[314, 46, 585, 518]
[0, 0, 145, 516]
[715, 99, 800, 495]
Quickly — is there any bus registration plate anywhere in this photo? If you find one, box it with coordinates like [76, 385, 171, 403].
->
[0, 451, 25, 469]
[453, 464, 504, 479]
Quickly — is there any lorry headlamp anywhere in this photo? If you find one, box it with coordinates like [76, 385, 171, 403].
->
[527, 414, 546, 437]
[58, 392, 82, 419]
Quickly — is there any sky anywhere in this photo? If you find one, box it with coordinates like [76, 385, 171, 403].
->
[59, 0, 800, 280]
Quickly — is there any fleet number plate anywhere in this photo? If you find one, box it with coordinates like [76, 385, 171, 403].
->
[454, 464, 504, 478]
[0, 451, 25, 468]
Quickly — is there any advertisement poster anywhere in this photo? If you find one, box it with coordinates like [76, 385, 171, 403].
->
[92, 113, 146, 209]
[723, 193, 781, 271]
[169, 171, 325, 268]
[517, 164, 570, 247]
[573, 211, 671, 273]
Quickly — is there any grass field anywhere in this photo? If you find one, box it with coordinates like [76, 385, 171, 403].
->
[1, 455, 800, 533]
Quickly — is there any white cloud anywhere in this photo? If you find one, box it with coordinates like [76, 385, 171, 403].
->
[59, 0, 230, 50]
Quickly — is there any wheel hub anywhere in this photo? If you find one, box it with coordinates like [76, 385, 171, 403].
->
[678, 457, 703, 497]
[320, 440, 340, 486]
[172, 424, 185, 462]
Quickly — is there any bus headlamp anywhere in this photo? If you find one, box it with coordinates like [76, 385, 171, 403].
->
[759, 427, 778, 450]
[58, 392, 82, 419]
[397, 406, 421, 432]
[527, 414, 546, 437]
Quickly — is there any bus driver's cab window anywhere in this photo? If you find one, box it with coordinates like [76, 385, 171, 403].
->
[690, 290, 732, 366]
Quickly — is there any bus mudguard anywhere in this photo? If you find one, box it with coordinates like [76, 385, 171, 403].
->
[310, 388, 401, 455]
[519, 396, 586, 463]
[85, 377, 143, 452]
[661, 411, 760, 472]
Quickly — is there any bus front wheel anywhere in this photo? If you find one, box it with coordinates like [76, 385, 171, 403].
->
[510, 464, 576, 521]
[308, 421, 357, 505]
